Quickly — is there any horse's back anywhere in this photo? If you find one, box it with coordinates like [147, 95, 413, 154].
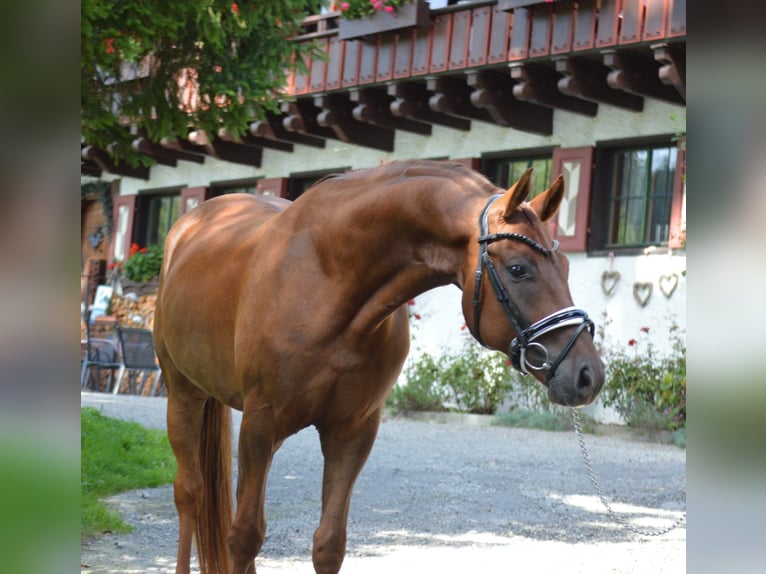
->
[155, 193, 292, 405]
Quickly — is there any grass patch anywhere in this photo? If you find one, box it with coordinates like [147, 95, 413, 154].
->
[493, 408, 584, 432]
[81, 407, 176, 538]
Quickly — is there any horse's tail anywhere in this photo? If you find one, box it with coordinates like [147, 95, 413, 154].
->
[195, 397, 233, 574]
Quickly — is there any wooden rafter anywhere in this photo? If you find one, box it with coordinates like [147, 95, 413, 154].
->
[602, 50, 685, 106]
[652, 43, 686, 101]
[314, 94, 395, 151]
[349, 88, 432, 136]
[465, 70, 552, 135]
[388, 82, 471, 131]
[509, 64, 597, 117]
[555, 57, 644, 111]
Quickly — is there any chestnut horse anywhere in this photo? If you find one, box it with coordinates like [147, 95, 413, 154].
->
[154, 160, 604, 574]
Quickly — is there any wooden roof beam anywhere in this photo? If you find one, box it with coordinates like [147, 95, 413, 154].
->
[81, 145, 149, 180]
[187, 130, 262, 167]
[249, 113, 326, 148]
[653, 43, 686, 101]
[280, 100, 338, 141]
[603, 50, 685, 106]
[555, 57, 644, 112]
[217, 127, 294, 153]
[509, 64, 597, 117]
[427, 75, 496, 125]
[134, 137, 205, 164]
[388, 82, 471, 131]
[314, 94, 395, 152]
[465, 70, 552, 135]
[349, 88, 432, 136]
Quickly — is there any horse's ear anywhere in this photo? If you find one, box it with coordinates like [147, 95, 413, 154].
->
[499, 168, 533, 221]
[528, 174, 565, 222]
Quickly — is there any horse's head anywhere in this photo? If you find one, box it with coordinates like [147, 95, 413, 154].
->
[462, 169, 604, 407]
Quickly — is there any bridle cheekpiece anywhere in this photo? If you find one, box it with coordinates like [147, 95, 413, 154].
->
[471, 194, 595, 379]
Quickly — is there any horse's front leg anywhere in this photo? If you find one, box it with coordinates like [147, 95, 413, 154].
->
[313, 409, 382, 574]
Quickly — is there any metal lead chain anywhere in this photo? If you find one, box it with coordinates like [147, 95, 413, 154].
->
[571, 409, 687, 537]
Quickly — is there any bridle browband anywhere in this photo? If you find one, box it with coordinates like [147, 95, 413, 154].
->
[471, 194, 595, 379]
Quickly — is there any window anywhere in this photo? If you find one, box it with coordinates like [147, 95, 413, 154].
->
[604, 143, 677, 248]
[133, 192, 180, 248]
[588, 139, 683, 252]
[484, 154, 553, 199]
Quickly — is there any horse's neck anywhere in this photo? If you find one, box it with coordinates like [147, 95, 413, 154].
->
[298, 184, 479, 334]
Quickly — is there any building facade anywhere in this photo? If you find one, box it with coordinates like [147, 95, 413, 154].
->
[82, 0, 686, 362]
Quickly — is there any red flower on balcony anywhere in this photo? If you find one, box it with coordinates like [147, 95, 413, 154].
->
[231, 3, 239, 14]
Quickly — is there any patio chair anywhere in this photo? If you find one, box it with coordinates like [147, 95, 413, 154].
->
[81, 320, 124, 392]
[114, 326, 164, 395]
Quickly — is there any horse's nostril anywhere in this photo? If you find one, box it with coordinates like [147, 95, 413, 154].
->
[577, 366, 593, 391]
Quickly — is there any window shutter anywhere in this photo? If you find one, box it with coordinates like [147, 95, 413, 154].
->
[257, 177, 289, 198]
[551, 146, 594, 252]
[180, 186, 209, 215]
[111, 195, 136, 262]
[668, 139, 686, 249]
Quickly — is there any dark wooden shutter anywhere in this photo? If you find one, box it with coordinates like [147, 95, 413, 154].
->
[257, 177, 289, 199]
[111, 194, 136, 262]
[668, 139, 686, 249]
[551, 146, 594, 252]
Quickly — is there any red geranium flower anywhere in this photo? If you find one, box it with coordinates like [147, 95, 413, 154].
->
[628, 338, 637, 347]
[231, 3, 239, 14]
[408, 299, 415, 306]
[640, 326, 650, 333]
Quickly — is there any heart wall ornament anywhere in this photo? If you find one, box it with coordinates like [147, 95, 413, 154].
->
[601, 270, 621, 296]
[659, 273, 679, 298]
[633, 282, 653, 307]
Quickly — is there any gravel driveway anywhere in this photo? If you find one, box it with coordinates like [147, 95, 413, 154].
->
[81, 392, 686, 573]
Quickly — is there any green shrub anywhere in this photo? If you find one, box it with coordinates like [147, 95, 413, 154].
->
[598, 318, 686, 431]
[388, 352, 449, 413]
[388, 332, 513, 415]
[120, 243, 163, 282]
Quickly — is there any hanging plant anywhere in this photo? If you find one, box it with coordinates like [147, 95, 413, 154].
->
[81, 180, 114, 237]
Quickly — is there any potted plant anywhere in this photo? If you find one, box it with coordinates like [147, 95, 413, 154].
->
[337, 0, 430, 42]
[115, 243, 163, 295]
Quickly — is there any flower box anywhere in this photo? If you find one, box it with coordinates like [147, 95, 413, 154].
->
[498, 0, 568, 11]
[338, 0, 430, 42]
[121, 276, 159, 296]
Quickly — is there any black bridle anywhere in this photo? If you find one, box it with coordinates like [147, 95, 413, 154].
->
[471, 194, 595, 379]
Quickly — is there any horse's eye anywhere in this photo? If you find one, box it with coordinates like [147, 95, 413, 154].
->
[508, 264, 528, 279]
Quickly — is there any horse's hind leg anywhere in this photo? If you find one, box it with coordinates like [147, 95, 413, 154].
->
[228, 398, 282, 574]
[313, 409, 382, 574]
[164, 372, 209, 574]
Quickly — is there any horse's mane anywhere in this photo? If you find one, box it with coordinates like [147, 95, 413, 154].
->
[307, 160, 497, 196]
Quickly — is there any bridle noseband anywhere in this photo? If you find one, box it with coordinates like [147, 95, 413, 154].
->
[471, 194, 595, 379]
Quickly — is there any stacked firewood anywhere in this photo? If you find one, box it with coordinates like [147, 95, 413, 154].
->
[110, 293, 157, 330]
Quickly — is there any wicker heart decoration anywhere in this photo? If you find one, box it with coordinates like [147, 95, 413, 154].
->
[659, 273, 679, 298]
[601, 270, 621, 296]
[633, 282, 653, 307]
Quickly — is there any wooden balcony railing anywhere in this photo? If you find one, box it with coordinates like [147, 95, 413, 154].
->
[287, 0, 686, 98]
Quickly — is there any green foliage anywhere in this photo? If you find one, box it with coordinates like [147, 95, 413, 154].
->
[388, 352, 449, 413]
[598, 317, 686, 431]
[120, 243, 163, 282]
[388, 334, 513, 415]
[81, 1, 324, 166]
[440, 338, 513, 414]
[338, 1, 411, 19]
[81, 408, 177, 538]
